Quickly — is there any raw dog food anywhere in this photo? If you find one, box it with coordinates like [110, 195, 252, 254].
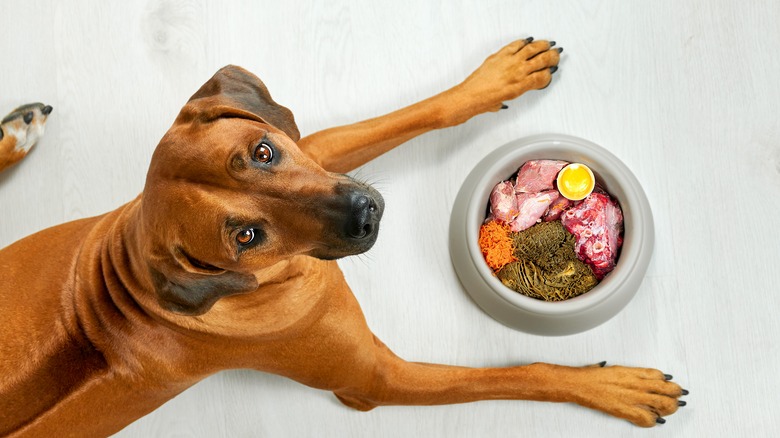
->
[481, 159, 623, 301]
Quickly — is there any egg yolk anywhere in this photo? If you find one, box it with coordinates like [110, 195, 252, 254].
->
[557, 163, 595, 200]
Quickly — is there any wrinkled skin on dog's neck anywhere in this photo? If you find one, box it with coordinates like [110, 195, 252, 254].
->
[90, 196, 335, 345]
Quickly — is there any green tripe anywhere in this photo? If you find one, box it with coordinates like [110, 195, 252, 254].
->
[497, 221, 597, 302]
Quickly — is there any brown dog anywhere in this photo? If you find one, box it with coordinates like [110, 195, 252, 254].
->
[0, 103, 53, 173]
[0, 39, 685, 436]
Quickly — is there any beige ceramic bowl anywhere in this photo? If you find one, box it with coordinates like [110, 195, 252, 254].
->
[449, 134, 654, 336]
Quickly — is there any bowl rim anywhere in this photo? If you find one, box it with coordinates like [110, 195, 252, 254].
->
[455, 134, 653, 319]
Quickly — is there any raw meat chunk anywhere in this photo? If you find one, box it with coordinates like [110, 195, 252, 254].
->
[509, 190, 558, 232]
[488, 181, 518, 223]
[561, 192, 623, 279]
[543, 196, 572, 222]
[515, 160, 568, 193]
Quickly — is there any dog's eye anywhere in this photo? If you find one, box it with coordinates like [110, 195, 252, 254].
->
[253, 142, 273, 163]
[237, 229, 255, 246]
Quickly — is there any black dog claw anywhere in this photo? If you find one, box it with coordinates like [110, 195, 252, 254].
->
[656, 417, 666, 424]
[549, 41, 556, 47]
[664, 374, 673, 381]
[557, 47, 564, 53]
[682, 389, 690, 396]
[500, 104, 508, 110]
[550, 66, 558, 74]
[598, 361, 607, 367]
[678, 400, 687, 407]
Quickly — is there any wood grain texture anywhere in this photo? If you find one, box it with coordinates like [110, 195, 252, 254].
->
[1, 0, 778, 436]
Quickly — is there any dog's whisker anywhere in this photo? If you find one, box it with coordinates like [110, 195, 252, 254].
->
[350, 167, 366, 181]
[355, 251, 376, 266]
[347, 170, 392, 197]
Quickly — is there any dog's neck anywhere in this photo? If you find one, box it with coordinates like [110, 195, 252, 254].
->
[73, 196, 338, 371]
[69, 197, 185, 371]
[0, 198, 186, 435]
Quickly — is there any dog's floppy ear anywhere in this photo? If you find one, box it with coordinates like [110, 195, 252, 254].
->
[184, 65, 300, 141]
[148, 248, 259, 316]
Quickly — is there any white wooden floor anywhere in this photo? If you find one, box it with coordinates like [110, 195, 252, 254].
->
[2, 1, 778, 436]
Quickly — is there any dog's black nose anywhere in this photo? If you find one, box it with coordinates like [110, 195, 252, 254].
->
[347, 193, 379, 239]
[42, 105, 53, 116]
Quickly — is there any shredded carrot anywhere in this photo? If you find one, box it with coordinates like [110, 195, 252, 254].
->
[478, 221, 516, 271]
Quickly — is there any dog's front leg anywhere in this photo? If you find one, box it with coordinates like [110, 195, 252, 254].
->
[333, 338, 685, 428]
[298, 38, 560, 173]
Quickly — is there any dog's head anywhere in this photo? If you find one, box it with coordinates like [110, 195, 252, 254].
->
[141, 66, 384, 315]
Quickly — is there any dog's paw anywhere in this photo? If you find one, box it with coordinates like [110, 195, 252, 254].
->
[1, 103, 53, 152]
[571, 365, 687, 427]
[445, 38, 561, 125]
[0, 103, 53, 171]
